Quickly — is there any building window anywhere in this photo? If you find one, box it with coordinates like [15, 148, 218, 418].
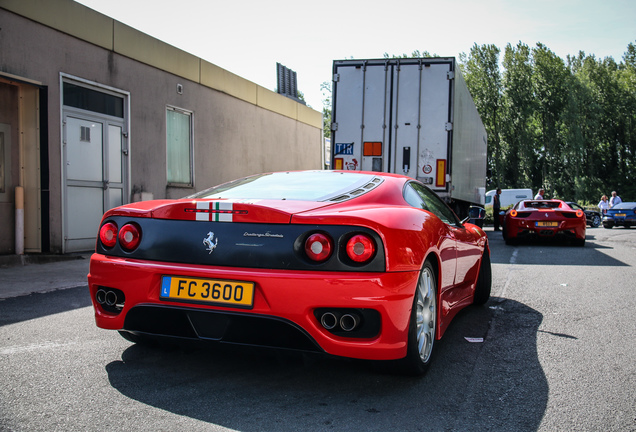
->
[63, 82, 124, 118]
[80, 126, 91, 142]
[166, 107, 193, 186]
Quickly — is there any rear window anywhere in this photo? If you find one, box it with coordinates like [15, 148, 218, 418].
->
[521, 200, 563, 209]
[612, 203, 635, 210]
[189, 171, 379, 201]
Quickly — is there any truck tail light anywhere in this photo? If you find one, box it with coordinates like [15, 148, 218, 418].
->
[436, 159, 446, 187]
[99, 222, 118, 248]
[305, 233, 333, 262]
[346, 234, 376, 263]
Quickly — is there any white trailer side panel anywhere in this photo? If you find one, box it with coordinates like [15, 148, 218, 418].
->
[450, 68, 487, 205]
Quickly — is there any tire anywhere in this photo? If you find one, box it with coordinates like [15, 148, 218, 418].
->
[574, 238, 585, 247]
[393, 261, 437, 376]
[473, 249, 492, 305]
[591, 215, 601, 228]
[502, 223, 518, 245]
[603, 223, 613, 229]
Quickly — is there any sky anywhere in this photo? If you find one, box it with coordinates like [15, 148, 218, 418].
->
[75, 0, 635, 110]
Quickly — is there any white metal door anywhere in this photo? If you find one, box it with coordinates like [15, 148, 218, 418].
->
[63, 113, 126, 252]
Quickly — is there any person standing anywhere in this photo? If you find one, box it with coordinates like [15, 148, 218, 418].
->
[610, 191, 622, 208]
[534, 188, 545, 200]
[493, 188, 502, 231]
[598, 195, 610, 214]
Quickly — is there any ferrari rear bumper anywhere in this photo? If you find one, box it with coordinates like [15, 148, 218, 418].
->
[121, 304, 324, 352]
[88, 253, 420, 360]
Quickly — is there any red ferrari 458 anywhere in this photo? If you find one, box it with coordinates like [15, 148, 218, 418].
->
[502, 199, 586, 246]
[88, 170, 491, 375]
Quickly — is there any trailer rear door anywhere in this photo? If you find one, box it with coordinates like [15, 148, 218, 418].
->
[332, 59, 453, 194]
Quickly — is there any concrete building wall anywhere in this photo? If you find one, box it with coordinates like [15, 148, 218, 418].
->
[0, 0, 323, 254]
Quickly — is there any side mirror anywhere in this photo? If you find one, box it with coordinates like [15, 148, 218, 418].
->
[469, 206, 486, 220]
[462, 206, 486, 225]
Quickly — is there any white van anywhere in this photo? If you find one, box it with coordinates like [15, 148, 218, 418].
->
[485, 189, 533, 209]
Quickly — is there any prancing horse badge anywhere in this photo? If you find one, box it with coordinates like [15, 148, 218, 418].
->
[203, 232, 218, 254]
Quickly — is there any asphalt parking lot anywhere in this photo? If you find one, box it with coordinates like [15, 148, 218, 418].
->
[1, 228, 635, 431]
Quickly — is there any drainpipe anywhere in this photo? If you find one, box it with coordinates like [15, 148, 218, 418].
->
[15, 186, 24, 255]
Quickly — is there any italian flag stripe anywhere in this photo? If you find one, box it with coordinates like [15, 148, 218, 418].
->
[213, 202, 233, 222]
[196, 201, 209, 221]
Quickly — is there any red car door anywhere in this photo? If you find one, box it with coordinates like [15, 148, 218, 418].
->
[451, 225, 482, 290]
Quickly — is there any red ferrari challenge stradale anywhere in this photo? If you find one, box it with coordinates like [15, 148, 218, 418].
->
[88, 171, 491, 375]
[502, 199, 587, 246]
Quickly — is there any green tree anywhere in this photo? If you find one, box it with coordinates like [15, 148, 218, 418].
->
[321, 81, 332, 139]
[500, 42, 536, 189]
[617, 42, 636, 199]
[531, 43, 570, 197]
[383, 50, 435, 59]
[566, 52, 609, 201]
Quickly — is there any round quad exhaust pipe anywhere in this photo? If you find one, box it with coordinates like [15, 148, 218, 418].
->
[96, 289, 107, 305]
[320, 312, 339, 330]
[340, 314, 360, 332]
[105, 290, 118, 306]
[95, 288, 125, 313]
[96, 288, 122, 307]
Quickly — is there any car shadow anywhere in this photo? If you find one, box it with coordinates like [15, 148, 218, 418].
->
[0, 286, 92, 327]
[105, 297, 547, 431]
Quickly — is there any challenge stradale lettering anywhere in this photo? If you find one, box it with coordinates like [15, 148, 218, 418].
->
[243, 232, 284, 238]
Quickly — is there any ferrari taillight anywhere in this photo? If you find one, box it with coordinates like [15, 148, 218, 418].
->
[118, 223, 142, 251]
[510, 209, 518, 217]
[99, 222, 118, 248]
[576, 210, 584, 218]
[305, 233, 333, 262]
[346, 234, 376, 263]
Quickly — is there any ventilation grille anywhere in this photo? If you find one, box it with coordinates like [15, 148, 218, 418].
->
[328, 178, 383, 202]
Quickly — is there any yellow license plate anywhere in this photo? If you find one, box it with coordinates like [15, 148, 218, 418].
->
[536, 221, 558, 227]
[615, 213, 626, 217]
[160, 276, 254, 308]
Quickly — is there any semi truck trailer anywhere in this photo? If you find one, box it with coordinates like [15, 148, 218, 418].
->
[331, 57, 487, 218]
